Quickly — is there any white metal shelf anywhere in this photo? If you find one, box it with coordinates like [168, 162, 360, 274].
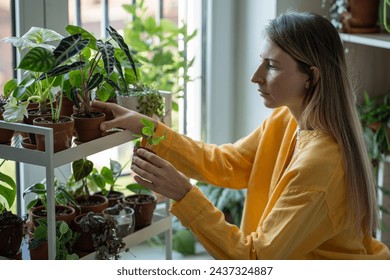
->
[340, 32, 390, 49]
[0, 120, 172, 260]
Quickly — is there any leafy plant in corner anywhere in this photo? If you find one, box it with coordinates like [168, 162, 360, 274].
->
[133, 118, 166, 149]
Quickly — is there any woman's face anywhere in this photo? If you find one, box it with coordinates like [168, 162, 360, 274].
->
[251, 38, 309, 117]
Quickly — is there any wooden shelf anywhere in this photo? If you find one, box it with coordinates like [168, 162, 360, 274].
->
[340, 32, 390, 49]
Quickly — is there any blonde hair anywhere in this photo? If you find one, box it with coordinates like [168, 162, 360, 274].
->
[266, 11, 378, 234]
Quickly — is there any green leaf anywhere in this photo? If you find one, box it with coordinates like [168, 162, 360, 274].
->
[65, 25, 98, 50]
[53, 34, 89, 66]
[97, 40, 115, 75]
[100, 166, 115, 186]
[3, 79, 17, 98]
[17, 47, 55, 72]
[172, 229, 196, 256]
[0, 172, 16, 208]
[72, 158, 94, 182]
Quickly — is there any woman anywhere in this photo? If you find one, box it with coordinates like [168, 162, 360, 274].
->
[92, 11, 390, 259]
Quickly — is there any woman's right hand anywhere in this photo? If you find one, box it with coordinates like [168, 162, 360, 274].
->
[91, 100, 158, 134]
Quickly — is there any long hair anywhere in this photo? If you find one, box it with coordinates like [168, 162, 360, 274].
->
[265, 11, 378, 234]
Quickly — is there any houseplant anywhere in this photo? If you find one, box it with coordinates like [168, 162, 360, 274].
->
[28, 218, 79, 260]
[102, 203, 135, 238]
[92, 159, 129, 207]
[0, 159, 24, 259]
[72, 211, 125, 259]
[69, 158, 109, 214]
[23, 179, 78, 227]
[104, 25, 166, 121]
[0, 96, 14, 144]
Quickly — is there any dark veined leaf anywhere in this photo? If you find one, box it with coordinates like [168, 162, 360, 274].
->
[96, 40, 115, 75]
[38, 61, 86, 81]
[104, 78, 121, 93]
[86, 73, 103, 91]
[53, 34, 89, 66]
[17, 47, 55, 72]
[70, 88, 80, 109]
[106, 26, 138, 81]
[72, 158, 94, 182]
[65, 25, 98, 50]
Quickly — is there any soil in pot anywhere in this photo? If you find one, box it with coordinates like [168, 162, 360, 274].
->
[33, 116, 74, 152]
[0, 210, 24, 258]
[95, 190, 125, 207]
[29, 205, 76, 227]
[71, 112, 106, 143]
[74, 194, 109, 215]
[122, 194, 157, 230]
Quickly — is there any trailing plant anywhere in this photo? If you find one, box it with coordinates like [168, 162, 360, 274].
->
[78, 211, 125, 260]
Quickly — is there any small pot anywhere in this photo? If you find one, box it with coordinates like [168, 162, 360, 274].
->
[0, 111, 14, 144]
[71, 111, 106, 143]
[33, 116, 74, 152]
[0, 216, 24, 258]
[74, 194, 109, 215]
[122, 194, 157, 230]
[29, 205, 77, 227]
[94, 190, 125, 207]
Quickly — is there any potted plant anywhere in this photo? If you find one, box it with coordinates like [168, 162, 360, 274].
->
[103, 26, 166, 121]
[102, 203, 135, 238]
[0, 96, 15, 144]
[69, 158, 109, 214]
[64, 25, 117, 142]
[23, 179, 78, 227]
[0, 160, 24, 259]
[72, 211, 125, 259]
[92, 159, 129, 207]
[28, 218, 79, 260]
[2, 27, 88, 147]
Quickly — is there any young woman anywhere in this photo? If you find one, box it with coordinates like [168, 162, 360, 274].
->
[92, 11, 390, 259]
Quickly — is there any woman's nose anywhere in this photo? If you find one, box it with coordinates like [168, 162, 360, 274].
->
[251, 65, 264, 84]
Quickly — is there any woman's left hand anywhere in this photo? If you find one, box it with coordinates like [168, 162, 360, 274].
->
[131, 148, 193, 202]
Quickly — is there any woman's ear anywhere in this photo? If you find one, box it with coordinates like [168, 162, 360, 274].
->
[305, 66, 320, 89]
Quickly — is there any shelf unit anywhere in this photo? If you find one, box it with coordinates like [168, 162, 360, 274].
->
[0, 121, 172, 260]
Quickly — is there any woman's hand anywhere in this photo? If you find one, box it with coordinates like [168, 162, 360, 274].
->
[131, 148, 193, 202]
[91, 100, 158, 134]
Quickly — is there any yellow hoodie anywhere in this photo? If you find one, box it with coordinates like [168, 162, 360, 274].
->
[152, 107, 390, 260]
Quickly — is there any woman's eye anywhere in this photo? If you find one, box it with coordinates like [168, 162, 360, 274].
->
[266, 62, 275, 69]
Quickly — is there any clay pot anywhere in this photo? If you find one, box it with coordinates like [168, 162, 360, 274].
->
[0, 111, 14, 144]
[94, 190, 125, 207]
[33, 116, 74, 152]
[342, 0, 380, 33]
[24, 108, 52, 145]
[59, 96, 75, 117]
[29, 205, 77, 227]
[71, 112, 106, 143]
[74, 194, 109, 215]
[122, 194, 157, 230]
[0, 213, 24, 258]
[29, 240, 48, 260]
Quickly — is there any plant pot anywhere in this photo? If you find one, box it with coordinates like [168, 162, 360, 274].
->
[102, 205, 135, 238]
[116, 95, 139, 111]
[94, 190, 125, 207]
[29, 240, 48, 260]
[122, 194, 157, 230]
[33, 116, 74, 152]
[29, 205, 77, 227]
[0, 211, 24, 258]
[0, 111, 14, 144]
[342, 0, 380, 33]
[23, 108, 52, 145]
[74, 194, 109, 215]
[71, 212, 107, 253]
[58, 95, 75, 117]
[71, 112, 106, 143]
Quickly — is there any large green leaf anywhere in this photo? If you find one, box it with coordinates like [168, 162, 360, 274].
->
[23, 26, 64, 45]
[65, 25, 98, 50]
[17, 47, 55, 72]
[97, 40, 115, 76]
[72, 158, 93, 182]
[0, 171, 16, 208]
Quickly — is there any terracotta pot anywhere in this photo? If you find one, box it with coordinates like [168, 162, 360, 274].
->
[29, 205, 77, 227]
[71, 112, 106, 143]
[94, 190, 125, 207]
[59, 95, 75, 117]
[0, 111, 14, 144]
[24, 108, 52, 145]
[29, 240, 48, 260]
[33, 116, 74, 152]
[0, 214, 24, 258]
[74, 194, 109, 215]
[122, 194, 157, 230]
[342, 0, 380, 33]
